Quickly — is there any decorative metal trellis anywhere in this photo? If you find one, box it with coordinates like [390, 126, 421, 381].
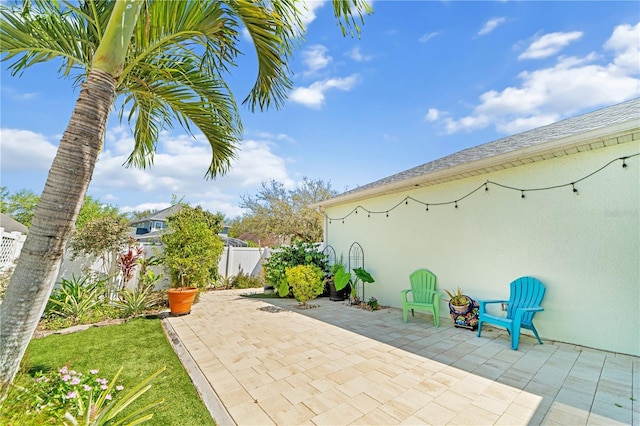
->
[322, 244, 336, 268]
[348, 242, 364, 302]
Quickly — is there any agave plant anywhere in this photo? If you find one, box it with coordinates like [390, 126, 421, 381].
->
[445, 288, 470, 306]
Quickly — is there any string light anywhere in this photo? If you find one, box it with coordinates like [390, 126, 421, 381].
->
[324, 153, 638, 223]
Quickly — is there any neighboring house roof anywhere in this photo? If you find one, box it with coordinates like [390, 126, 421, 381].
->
[129, 204, 184, 227]
[315, 98, 640, 208]
[132, 229, 165, 243]
[0, 213, 28, 234]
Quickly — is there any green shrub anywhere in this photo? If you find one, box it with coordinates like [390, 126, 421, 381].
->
[114, 287, 154, 317]
[45, 275, 109, 325]
[162, 206, 224, 290]
[231, 271, 264, 289]
[263, 240, 328, 297]
[285, 264, 324, 306]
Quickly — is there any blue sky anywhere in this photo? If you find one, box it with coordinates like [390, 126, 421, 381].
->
[1, 1, 639, 219]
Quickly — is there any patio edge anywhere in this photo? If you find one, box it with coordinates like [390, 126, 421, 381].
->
[161, 314, 236, 426]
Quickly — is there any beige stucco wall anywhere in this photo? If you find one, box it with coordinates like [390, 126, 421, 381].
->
[324, 140, 639, 356]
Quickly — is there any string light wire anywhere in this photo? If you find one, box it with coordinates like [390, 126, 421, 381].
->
[325, 153, 638, 222]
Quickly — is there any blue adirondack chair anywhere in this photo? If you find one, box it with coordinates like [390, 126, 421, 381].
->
[477, 276, 545, 350]
[401, 269, 441, 326]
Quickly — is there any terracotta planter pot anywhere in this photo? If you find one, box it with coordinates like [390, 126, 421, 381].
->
[167, 287, 198, 316]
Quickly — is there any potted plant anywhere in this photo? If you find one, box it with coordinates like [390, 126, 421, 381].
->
[166, 274, 198, 316]
[445, 288, 480, 329]
[162, 206, 225, 315]
[445, 288, 472, 314]
[351, 267, 375, 305]
[328, 258, 351, 301]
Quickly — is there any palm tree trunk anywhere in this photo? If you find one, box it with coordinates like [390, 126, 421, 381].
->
[0, 69, 116, 399]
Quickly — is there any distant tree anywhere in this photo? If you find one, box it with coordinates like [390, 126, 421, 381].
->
[236, 178, 337, 245]
[70, 217, 131, 262]
[130, 209, 157, 221]
[69, 214, 132, 298]
[0, 186, 9, 212]
[0, 189, 39, 227]
[75, 196, 123, 230]
[0, 189, 120, 230]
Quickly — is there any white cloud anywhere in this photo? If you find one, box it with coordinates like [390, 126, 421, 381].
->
[418, 32, 439, 43]
[424, 108, 440, 121]
[519, 31, 583, 60]
[478, 17, 506, 36]
[297, 0, 327, 31]
[120, 202, 171, 214]
[87, 130, 294, 218]
[428, 22, 640, 135]
[0, 128, 57, 171]
[1, 86, 39, 101]
[241, 0, 326, 42]
[302, 44, 332, 75]
[347, 46, 373, 62]
[604, 22, 640, 73]
[290, 74, 360, 108]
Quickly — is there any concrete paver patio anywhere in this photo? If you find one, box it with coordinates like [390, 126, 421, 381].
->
[164, 290, 638, 425]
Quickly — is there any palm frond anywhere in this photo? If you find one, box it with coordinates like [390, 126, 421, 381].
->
[1, 0, 371, 179]
[121, 55, 240, 178]
[0, 0, 109, 80]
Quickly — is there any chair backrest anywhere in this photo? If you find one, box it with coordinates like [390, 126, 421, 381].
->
[507, 276, 545, 326]
[409, 269, 437, 303]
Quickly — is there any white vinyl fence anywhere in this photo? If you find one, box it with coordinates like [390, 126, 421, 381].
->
[0, 227, 26, 271]
[56, 244, 267, 290]
[218, 246, 268, 279]
[3, 230, 267, 290]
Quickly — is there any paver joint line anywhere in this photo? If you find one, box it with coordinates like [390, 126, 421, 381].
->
[165, 290, 638, 425]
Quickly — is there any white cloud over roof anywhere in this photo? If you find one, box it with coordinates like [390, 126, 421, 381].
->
[290, 74, 360, 108]
[519, 31, 583, 60]
[478, 17, 507, 36]
[429, 23, 640, 135]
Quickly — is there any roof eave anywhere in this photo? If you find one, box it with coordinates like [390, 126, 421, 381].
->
[312, 119, 639, 210]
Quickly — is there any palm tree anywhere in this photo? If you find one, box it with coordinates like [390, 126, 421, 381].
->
[0, 0, 370, 398]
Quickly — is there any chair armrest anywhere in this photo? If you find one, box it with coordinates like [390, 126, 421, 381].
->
[400, 289, 411, 303]
[516, 307, 544, 313]
[477, 299, 509, 315]
[478, 299, 509, 305]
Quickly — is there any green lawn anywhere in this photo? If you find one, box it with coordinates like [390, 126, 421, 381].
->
[3, 318, 214, 425]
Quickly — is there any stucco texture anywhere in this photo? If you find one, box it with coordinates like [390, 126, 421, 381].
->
[324, 141, 639, 356]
